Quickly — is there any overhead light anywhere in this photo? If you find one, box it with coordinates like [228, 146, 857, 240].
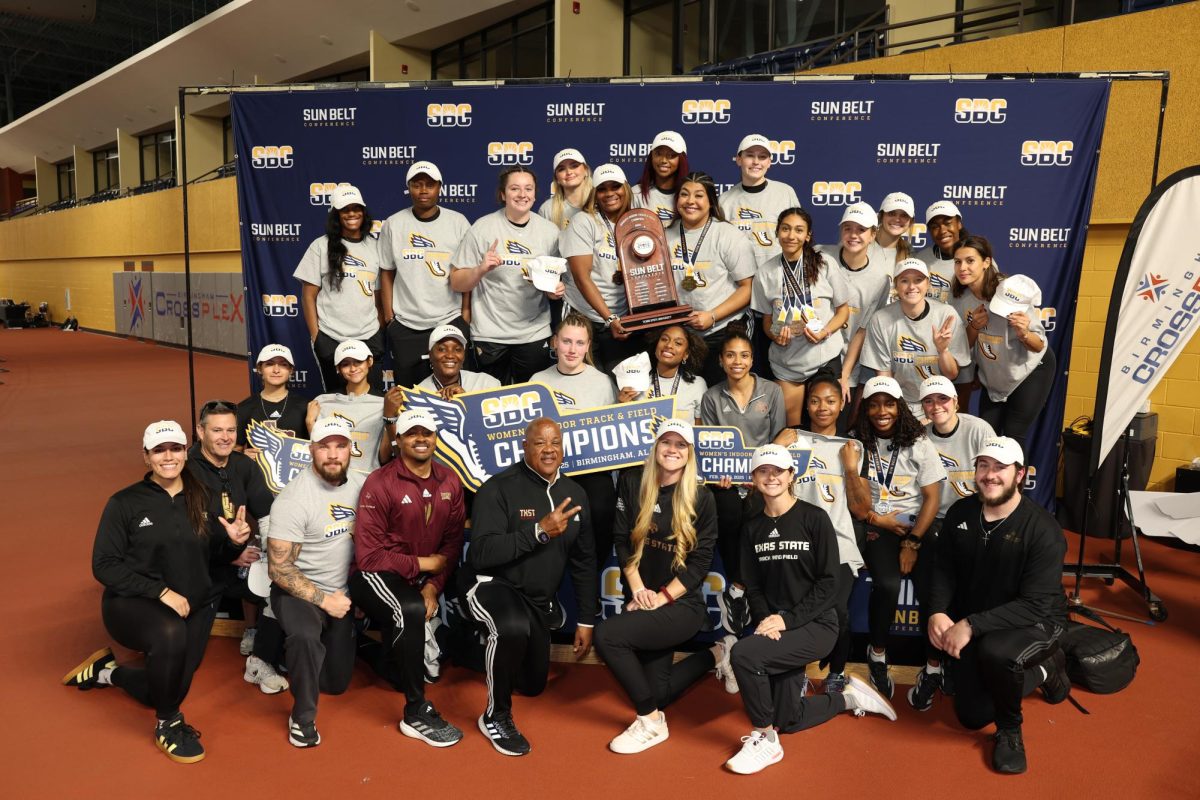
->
[273, 53, 287, 63]
[319, 34, 333, 45]
[405, 0, 421, 10]
[145, 105, 157, 113]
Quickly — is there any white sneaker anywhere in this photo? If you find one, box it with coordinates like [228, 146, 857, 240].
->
[713, 634, 740, 694]
[725, 730, 783, 774]
[244, 655, 289, 694]
[843, 675, 897, 720]
[609, 713, 669, 754]
[239, 626, 256, 656]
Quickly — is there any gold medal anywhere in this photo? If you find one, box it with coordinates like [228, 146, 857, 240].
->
[682, 276, 698, 292]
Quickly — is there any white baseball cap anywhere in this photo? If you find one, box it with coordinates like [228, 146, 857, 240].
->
[334, 339, 371, 365]
[394, 409, 440, 436]
[925, 200, 961, 224]
[751, 443, 795, 472]
[919, 375, 957, 400]
[427, 324, 467, 351]
[591, 163, 628, 187]
[736, 133, 770, 154]
[406, 161, 443, 183]
[840, 202, 876, 229]
[256, 343, 294, 365]
[879, 192, 916, 218]
[863, 375, 904, 400]
[310, 416, 353, 443]
[989, 274, 1043, 317]
[975, 436, 1025, 467]
[553, 147, 587, 170]
[143, 420, 187, 450]
[893, 257, 930, 279]
[654, 417, 694, 446]
[651, 130, 687, 154]
[330, 184, 366, 210]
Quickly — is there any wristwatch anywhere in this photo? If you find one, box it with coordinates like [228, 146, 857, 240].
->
[382, 415, 399, 425]
[534, 523, 550, 544]
[603, 313, 620, 331]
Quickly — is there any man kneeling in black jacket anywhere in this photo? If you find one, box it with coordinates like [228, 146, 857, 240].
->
[927, 436, 1071, 775]
[463, 417, 598, 757]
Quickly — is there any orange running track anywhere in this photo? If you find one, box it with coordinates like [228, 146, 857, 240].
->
[2, 328, 1197, 798]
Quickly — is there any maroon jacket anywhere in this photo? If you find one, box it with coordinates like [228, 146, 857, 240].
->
[353, 457, 465, 594]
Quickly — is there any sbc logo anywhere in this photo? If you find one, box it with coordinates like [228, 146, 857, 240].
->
[250, 145, 294, 168]
[954, 98, 1007, 124]
[769, 139, 796, 165]
[811, 181, 862, 206]
[426, 103, 472, 127]
[696, 430, 736, 450]
[907, 223, 928, 250]
[1023, 466, 1037, 491]
[1039, 307, 1057, 332]
[681, 99, 731, 125]
[487, 141, 534, 166]
[262, 294, 298, 317]
[309, 182, 349, 206]
[1020, 140, 1073, 166]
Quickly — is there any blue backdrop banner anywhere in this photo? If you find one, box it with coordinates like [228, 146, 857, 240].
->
[232, 77, 1110, 511]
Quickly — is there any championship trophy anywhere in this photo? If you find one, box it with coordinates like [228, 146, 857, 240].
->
[613, 208, 692, 332]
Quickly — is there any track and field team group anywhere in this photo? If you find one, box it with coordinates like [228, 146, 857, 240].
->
[65, 131, 1071, 777]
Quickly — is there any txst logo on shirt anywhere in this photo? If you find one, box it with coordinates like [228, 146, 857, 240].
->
[519, 509, 536, 519]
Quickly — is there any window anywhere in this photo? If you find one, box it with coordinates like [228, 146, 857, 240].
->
[56, 160, 76, 201]
[93, 147, 119, 193]
[432, 3, 553, 79]
[139, 130, 176, 184]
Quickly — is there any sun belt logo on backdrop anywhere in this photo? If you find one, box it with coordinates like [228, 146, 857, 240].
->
[545, 102, 605, 123]
[302, 107, 356, 127]
[943, 184, 1007, 207]
[1009, 226, 1071, 249]
[250, 145, 293, 169]
[953, 98, 1007, 124]
[487, 141, 534, 166]
[362, 145, 417, 166]
[810, 99, 874, 121]
[251, 223, 302, 242]
[607, 142, 651, 164]
[262, 293, 299, 317]
[1136, 273, 1170, 302]
[681, 98, 731, 124]
[1039, 307, 1057, 331]
[426, 102, 472, 127]
[768, 139, 796, 165]
[309, 181, 350, 206]
[811, 181, 862, 206]
[439, 184, 478, 203]
[1020, 140, 1073, 166]
[875, 142, 941, 165]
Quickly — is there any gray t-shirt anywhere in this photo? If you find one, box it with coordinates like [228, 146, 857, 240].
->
[452, 209, 561, 346]
[378, 207, 470, 329]
[664, 219, 757, 334]
[538, 197, 583, 229]
[530, 364, 616, 410]
[914, 246, 956, 305]
[862, 434, 947, 520]
[631, 185, 678, 225]
[821, 247, 892, 387]
[415, 370, 501, 394]
[718, 180, 801, 263]
[631, 371, 708, 422]
[861, 299, 971, 415]
[560, 211, 627, 323]
[269, 466, 367, 594]
[949, 290, 1047, 402]
[752, 251, 850, 382]
[312, 392, 386, 472]
[700, 376, 786, 448]
[926, 414, 996, 517]
[293, 234, 382, 341]
[793, 433, 865, 573]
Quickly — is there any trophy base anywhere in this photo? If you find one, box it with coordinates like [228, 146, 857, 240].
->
[620, 305, 694, 333]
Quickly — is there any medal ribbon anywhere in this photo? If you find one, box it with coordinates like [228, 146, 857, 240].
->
[678, 217, 713, 280]
[869, 441, 898, 501]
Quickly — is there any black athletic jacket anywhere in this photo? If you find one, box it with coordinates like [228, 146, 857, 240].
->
[92, 475, 242, 606]
[929, 494, 1068, 635]
[186, 444, 274, 536]
[466, 460, 599, 623]
[740, 499, 840, 629]
[613, 468, 717, 609]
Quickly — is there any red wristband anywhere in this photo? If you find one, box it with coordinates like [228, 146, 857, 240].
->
[661, 588, 675, 605]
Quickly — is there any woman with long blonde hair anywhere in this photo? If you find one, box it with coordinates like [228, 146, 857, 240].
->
[594, 419, 720, 755]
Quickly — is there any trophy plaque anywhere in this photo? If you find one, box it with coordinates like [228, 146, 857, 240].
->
[614, 208, 692, 333]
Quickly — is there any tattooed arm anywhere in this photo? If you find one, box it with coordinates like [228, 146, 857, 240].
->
[268, 539, 324, 604]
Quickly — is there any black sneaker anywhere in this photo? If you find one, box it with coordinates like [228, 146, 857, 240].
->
[288, 716, 321, 748]
[906, 666, 942, 712]
[400, 701, 463, 748]
[868, 658, 894, 699]
[1039, 648, 1071, 705]
[478, 712, 531, 757]
[155, 713, 205, 764]
[62, 647, 116, 690]
[992, 726, 1027, 774]
[824, 672, 847, 694]
[717, 588, 750, 636]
